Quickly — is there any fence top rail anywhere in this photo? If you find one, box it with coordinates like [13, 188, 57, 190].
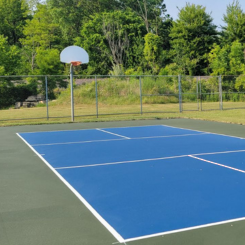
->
[0, 75, 180, 78]
[0, 75, 226, 78]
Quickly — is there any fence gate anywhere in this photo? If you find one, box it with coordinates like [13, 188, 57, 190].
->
[181, 76, 221, 112]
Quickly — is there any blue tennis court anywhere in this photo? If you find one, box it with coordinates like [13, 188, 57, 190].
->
[17, 125, 245, 243]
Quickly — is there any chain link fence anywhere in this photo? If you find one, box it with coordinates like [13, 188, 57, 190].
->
[0, 75, 245, 122]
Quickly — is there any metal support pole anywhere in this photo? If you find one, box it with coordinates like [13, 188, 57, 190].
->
[199, 76, 202, 111]
[139, 76, 143, 115]
[178, 75, 182, 112]
[197, 77, 199, 111]
[45, 76, 49, 120]
[70, 64, 75, 122]
[219, 75, 223, 110]
[95, 76, 99, 118]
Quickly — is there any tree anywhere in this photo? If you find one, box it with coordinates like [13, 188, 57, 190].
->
[222, 0, 245, 44]
[169, 4, 218, 75]
[76, 10, 145, 74]
[0, 35, 21, 75]
[46, 0, 85, 44]
[102, 10, 144, 67]
[75, 14, 112, 75]
[120, 0, 167, 33]
[229, 40, 245, 75]
[208, 44, 230, 75]
[20, 3, 61, 73]
[144, 33, 163, 74]
[208, 41, 245, 75]
[0, 0, 29, 45]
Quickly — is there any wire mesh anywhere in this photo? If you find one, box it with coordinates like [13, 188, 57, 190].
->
[1, 74, 245, 123]
[0, 76, 47, 121]
[141, 76, 179, 113]
[199, 76, 220, 111]
[96, 75, 141, 116]
[222, 75, 245, 110]
[181, 76, 199, 111]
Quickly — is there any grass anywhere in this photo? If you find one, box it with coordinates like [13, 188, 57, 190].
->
[1, 101, 245, 126]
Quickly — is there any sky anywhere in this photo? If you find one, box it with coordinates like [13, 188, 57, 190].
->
[164, 0, 245, 28]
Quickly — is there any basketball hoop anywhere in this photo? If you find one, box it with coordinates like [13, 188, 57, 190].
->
[71, 61, 82, 66]
[60, 46, 89, 122]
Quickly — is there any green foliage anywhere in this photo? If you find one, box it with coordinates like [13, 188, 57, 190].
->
[1, 0, 244, 81]
[120, 0, 167, 33]
[209, 40, 245, 75]
[76, 10, 145, 75]
[229, 40, 245, 75]
[0, 81, 35, 109]
[235, 75, 245, 91]
[159, 63, 181, 75]
[209, 44, 230, 75]
[144, 33, 163, 74]
[102, 10, 146, 67]
[75, 13, 111, 75]
[222, 0, 245, 44]
[54, 76, 182, 106]
[170, 3, 218, 75]
[35, 49, 63, 75]
[20, 3, 61, 74]
[109, 65, 125, 76]
[0, 0, 29, 45]
[0, 35, 21, 75]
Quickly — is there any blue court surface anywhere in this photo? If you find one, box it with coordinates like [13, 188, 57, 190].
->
[17, 125, 245, 243]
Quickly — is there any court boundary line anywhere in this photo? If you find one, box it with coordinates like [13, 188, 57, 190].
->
[31, 132, 208, 147]
[54, 149, 245, 170]
[16, 133, 125, 244]
[161, 124, 245, 140]
[96, 128, 130, 139]
[123, 216, 245, 243]
[189, 155, 245, 174]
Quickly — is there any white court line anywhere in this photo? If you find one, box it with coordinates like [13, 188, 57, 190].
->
[194, 149, 245, 156]
[161, 124, 245, 140]
[124, 217, 245, 243]
[54, 155, 188, 170]
[96, 128, 131, 139]
[55, 149, 245, 170]
[32, 138, 125, 146]
[16, 133, 125, 244]
[17, 124, 162, 134]
[31, 132, 207, 146]
[189, 155, 245, 174]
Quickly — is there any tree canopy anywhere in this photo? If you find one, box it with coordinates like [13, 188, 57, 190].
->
[0, 0, 244, 76]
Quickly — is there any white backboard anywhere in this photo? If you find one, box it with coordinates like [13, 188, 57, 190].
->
[60, 46, 89, 64]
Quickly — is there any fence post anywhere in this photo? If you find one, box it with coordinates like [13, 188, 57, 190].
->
[219, 75, 223, 110]
[45, 76, 49, 120]
[196, 77, 199, 111]
[199, 76, 202, 111]
[139, 76, 143, 114]
[95, 76, 99, 118]
[178, 75, 182, 112]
